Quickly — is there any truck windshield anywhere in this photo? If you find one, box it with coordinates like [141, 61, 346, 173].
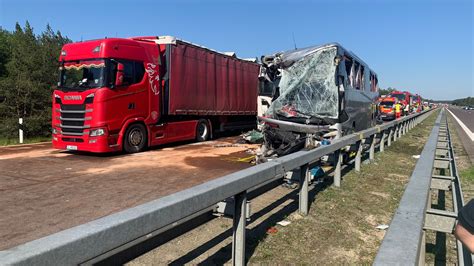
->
[391, 94, 405, 102]
[59, 60, 106, 91]
[380, 101, 394, 107]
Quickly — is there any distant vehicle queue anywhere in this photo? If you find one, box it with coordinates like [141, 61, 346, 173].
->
[377, 91, 432, 121]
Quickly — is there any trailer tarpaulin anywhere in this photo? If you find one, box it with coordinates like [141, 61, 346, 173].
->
[168, 42, 259, 115]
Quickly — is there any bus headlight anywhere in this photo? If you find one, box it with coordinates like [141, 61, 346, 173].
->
[89, 128, 106, 137]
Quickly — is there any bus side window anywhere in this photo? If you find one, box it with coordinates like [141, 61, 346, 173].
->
[344, 57, 353, 88]
[355, 63, 362, 90]
[370, 73, 378, 92]
[360, 65, 369, 91]
[353, 62, 360, 89]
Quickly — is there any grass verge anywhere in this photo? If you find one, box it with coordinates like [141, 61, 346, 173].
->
[447, 115, 474, 200]
[249, 111, 439, 264]
[460, 166, 474, 183]
[0, 136, 50, 146]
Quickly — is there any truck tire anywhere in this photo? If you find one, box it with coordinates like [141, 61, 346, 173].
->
[123, 124, 147, 153]
[196, 119, 210, 142]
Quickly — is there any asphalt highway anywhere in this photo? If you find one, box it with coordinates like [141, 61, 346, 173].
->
[447, 106, 474, 163]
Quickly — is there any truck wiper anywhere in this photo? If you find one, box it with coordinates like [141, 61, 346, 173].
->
[78, 83, 90, 88]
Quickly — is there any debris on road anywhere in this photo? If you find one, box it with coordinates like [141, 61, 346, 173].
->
[213, 144, 244, 148]
[267, 227, 278, 234]
[310, 166, 325, 179]
[223, 155, 256, 164]
[241, 130, 264, 144]
[276, 220, 291, 227]
[376, 224, 389, 230]
[412, 155, 421, 159]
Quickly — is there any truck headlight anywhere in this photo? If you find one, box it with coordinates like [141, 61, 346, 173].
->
[89, 128, 106, 137]
[52, 128, 58, 134]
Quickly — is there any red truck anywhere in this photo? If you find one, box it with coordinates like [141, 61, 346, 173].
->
[389, 91, 412, 115]
[52, 36, 259, 153]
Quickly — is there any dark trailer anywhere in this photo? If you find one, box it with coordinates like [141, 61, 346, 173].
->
[258, 43, 379, 158]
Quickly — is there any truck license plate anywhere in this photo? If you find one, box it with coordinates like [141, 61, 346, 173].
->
[66, 145, 77, 151]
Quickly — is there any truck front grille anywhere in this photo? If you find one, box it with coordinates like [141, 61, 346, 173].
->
[60, 104, 87, 136]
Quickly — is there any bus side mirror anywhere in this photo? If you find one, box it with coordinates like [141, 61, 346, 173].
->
[115, 63, 124, 87]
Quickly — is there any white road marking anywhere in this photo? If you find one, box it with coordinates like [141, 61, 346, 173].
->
[447, 108, 474, 141]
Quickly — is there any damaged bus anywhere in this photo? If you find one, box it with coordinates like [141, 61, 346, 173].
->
[258, 43, 379, 159]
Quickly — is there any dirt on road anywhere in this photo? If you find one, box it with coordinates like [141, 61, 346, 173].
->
[0, 137, 257, 250]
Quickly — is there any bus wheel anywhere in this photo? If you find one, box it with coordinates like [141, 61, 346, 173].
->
[124, 124, 147, 153]
[196, 119, 210, 142]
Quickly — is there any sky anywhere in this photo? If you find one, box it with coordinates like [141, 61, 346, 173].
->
[0, 0, 472, 100]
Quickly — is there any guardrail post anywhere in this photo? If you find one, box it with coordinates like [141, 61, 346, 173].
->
[232, 191, 247, 266]
[299, 164, 309, 215]
[369, 135, 376, 160]
[393, 126, 398, 141]
[418, 230, 426, 265]
[388, 128, 393, 146]
[380, 131, 386, 152]
[334, 150, 342, 187]
[355, 140, 363, 171]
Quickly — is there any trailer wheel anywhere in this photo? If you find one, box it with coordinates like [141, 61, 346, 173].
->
[196, 119, 210, 142]
[123, 124, 147, 153]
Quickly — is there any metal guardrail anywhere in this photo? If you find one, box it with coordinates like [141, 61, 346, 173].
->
[0, 109, 435, 266]
[374, 109, 473, 265]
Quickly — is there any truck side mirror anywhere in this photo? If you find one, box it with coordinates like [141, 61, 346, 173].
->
[115, 63, 124, 87]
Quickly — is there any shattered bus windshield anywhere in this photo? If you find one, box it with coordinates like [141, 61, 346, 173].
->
[266, 47, 338, 122]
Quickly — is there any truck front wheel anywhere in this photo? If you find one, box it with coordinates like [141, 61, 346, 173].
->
[196, 119, 210, 142]
[123, 124, 147, 153]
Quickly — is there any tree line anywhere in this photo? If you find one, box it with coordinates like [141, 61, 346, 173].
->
[451, 97, 474, 107]
[0, 22, 70, 140]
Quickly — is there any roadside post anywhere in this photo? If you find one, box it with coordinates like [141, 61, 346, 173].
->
[19, 118, 23, 144]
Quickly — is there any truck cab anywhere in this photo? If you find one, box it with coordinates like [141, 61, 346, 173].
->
[52, 38, 160, 153]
